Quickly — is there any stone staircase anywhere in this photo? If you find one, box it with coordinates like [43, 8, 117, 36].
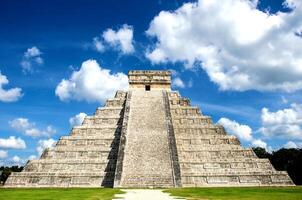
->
[167, 91, 294, 186]
[119, 90, 174, 188]
[4, 91, 127, 188]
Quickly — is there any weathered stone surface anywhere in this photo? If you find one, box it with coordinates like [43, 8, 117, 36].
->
[4, 70, 294, 188]
[4, 90, 127, 188]
[118, 90, 174, 188]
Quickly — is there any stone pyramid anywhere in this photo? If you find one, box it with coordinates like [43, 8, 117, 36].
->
[5, 70, 294, 188]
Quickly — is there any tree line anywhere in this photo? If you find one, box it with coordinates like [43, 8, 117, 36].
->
[252, 147, 302, 185]
[0, 166, 23, 185]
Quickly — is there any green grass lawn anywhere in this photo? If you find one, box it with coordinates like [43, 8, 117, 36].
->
[165, 187, 302, 200]
[0, 188, 123, 200]
[1, 187, 301, 200]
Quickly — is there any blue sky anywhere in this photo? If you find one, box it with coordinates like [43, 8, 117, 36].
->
[1, 0, 302, 165]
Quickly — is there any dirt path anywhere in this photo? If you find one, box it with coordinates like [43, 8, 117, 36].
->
[112, 189, 186, 200]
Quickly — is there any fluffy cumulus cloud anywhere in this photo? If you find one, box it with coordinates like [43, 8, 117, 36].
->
[0, 150, 8, 159]
[93, 37, 105, 52]
[12, 155, 21, 163]
[217, 117, 269, 149]
[37, 138, 56, 156]
[217, 117, 253, 141]
[0, 71, 22, 102]
[9, 118, 56, 138]
[93, 24, 135, 54]
[103, 24, 134, 54]
[9, 118, 32, 131]
[259, 103, 302, 139]
[55, 59, 128, 102]
[69, 112, 87, 127]
[172, 77, 186, 89]
[20, 46, 43, 73]
[283, 141, 302, 148]
[146, 0, 302, 92]
[0, 136, 26, 149]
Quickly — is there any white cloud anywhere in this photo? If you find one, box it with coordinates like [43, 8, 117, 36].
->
[0, 136, 26, 149]
[10, 118, 56, 138]
[217, 117, 253, 141]
[146, 0, 302, 92]
[24, 46, 41, 58]
[69, 112, 87, 127]
[24, 126, 56, 138]
[0, 150, 8, 159]
[103, 24, 135, 54]
[37, 138, 56, 156]
[259, 103, 302, 139]
[283, 141, 302, 148]
[172, 77, 185, 88]
[217, 117, 271, 150]
[21, 46, 43, 73]
[251, 139, 267, 149]
[55, 59, 128, 102]
[9, 118, 32, 132]
[28, 155, 37, 160]
[12, 155, 21, 163]
[0, 71, 22, 102]
[93, 37, 105, 52]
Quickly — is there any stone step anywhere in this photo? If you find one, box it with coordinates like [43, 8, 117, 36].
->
[121, 175, 174, 188]
[4, 172, 114, 188]
[178, 149, 256, 160]
[53, 146, 118, 151]
[24, 160, 116, 172]
[104, 99, 125, 107]
[177, 144, 244, 151]
[169, 97, 191, 107]
[176, 136, 240, 145]
[27, 158, 114, 163]
[168, 91, 181, 98]
[181, 171, 293, 186]
[56, 137, 119, 147]
[170, 107, 201, 116]
[172, 116, 213, 125]
[82, 117, 122, 126]
[182, 170, 289, 176]
[181, 169, 277, 175]
[179, 157, 270, 163]
[41, 149, 117, 159]
[174, 126, 226, 135]
[119, 90, 174, 187]
[179, 161, 273, 170]
[61, 135, 119, 140]
[95, 107, 124, 117]
[71, 126, 121, 136]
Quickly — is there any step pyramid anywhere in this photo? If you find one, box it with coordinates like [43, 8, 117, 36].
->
[5, 70, 294, 187]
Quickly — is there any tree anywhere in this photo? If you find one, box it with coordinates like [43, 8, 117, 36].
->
[252, 147, 271, 158]
[253, 147, 302, 185]
[0, 166, 23, 185]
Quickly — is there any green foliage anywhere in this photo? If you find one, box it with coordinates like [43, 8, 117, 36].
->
[0, 166, 23, 185]
[252, 147, 302, 185]
[0, 188, 123, 200]
[165, 187, 302, 200]
[252, 147, 271, 159]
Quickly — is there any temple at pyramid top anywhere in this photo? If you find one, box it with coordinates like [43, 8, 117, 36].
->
[128, 70, 171, 91]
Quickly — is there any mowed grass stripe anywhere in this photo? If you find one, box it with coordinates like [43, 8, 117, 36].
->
[165, 187, 302, 200]
[0, 188, 123, 200]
